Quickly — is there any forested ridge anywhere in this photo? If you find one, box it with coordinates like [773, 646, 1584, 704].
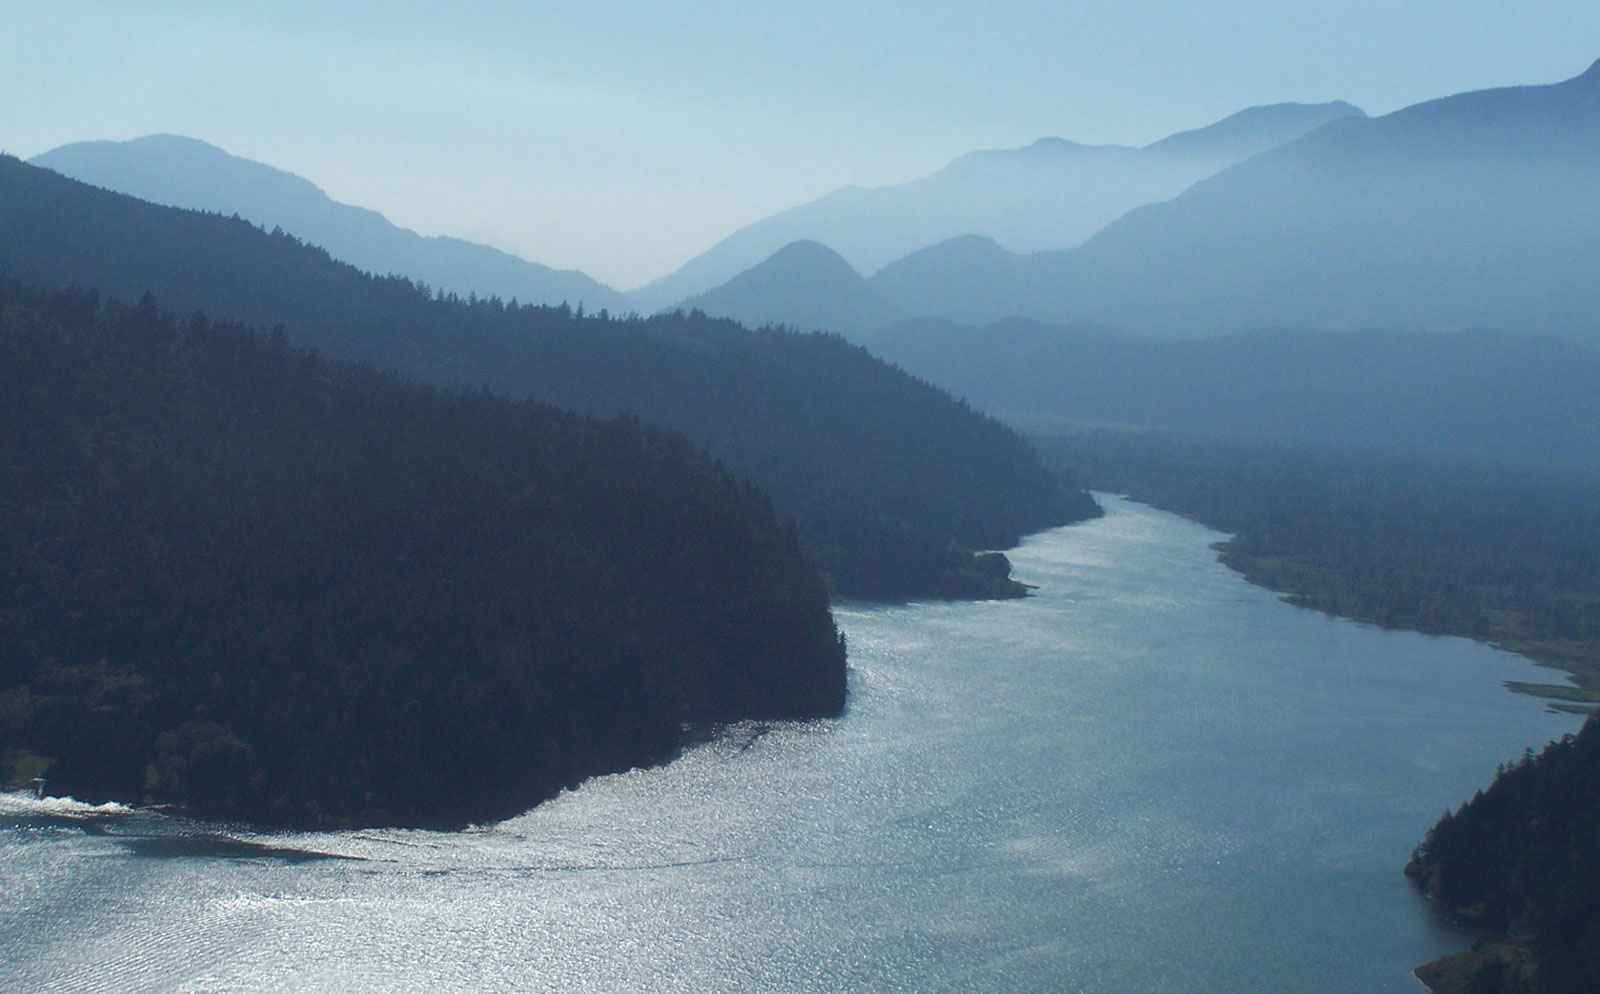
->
[0, 278, 845, 827]
[0, 154, 1098, 599]
[1406, 714, 1600, 994]
[1035, 431, 1600, 700]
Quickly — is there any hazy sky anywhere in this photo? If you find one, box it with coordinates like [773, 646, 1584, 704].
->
[5, 1, 1598, 288]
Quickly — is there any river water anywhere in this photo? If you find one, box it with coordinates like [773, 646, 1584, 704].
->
[0, 497, 1581, 993]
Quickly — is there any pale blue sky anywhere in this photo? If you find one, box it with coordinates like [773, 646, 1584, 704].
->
[5, 1, 1597, 287]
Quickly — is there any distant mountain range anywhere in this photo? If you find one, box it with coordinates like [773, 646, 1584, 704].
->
[871, 59, 1600, 347]
[860, 317, 1600, 474]
[33, 58, 1600, 353]
[30, 135, 631, 312]
[634, 101, 1362, 308]
[616, 58, 1600, 478]
[23, 60, 1598, 479]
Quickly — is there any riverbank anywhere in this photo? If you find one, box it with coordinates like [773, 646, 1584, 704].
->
[1412, 938, 1541, 994]
[1214, 541, 1600, 710]
[1030, 431, 1600, 712]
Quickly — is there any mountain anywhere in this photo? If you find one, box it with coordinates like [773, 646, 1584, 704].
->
[632, 101, 1362, 308]
[30, 134, 630, 312]
[873, 60, 1600, 348]
[869, 236, 1031, 328]
[677, 240, 901, 334]
[862, 317, 1600, 474]
[0, 277, 844, 828]
[0, 154, 1097, 600]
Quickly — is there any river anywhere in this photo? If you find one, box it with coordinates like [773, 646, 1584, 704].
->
[0, 497, 1580, 993]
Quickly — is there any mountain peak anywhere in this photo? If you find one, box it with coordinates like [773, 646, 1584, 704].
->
[1021, 136, 1095, 154]
[33, 134, 330, 207]
[123, 133, 231, 155]
[1146, 101, 1366, 158]
[944, 136, 1115, 174]
[678, 240, 899, 334]
[29, 134, 627, 311]
[903, 234, 1013, 264]
[43, 133, 231, 159]
[763, 239, 857, 272]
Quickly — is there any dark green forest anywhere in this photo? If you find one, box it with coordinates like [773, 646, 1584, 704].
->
[0, 155, 1099, 599]
[0, 278, 845, 828]
[1034, 431, 1600, 701]
[1406, 714, 1600, 994]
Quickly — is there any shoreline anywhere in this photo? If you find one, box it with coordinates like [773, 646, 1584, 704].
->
[1210, 533, 1600, 710]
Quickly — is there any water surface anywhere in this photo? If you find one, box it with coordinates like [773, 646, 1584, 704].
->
[1, 497, 1579, 993]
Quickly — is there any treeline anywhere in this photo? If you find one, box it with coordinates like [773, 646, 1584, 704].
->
[0, 279, 845, 827]
[1406, 714, 1600, 994]
[0, 155, 1098, 599]
[1034, 431, 1600, 695]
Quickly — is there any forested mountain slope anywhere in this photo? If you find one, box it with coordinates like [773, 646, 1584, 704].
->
[0, 278, 845, 828]
[0, 155, 1096, 599]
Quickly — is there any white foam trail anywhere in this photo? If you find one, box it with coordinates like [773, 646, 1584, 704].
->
[0, 789, 133, 820]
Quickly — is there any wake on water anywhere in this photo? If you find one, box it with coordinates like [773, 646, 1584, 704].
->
[0, 789, 134, 824]
[0, 790, 354, 861]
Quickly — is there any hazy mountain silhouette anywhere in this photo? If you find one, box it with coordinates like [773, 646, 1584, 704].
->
[30, 134, 629, 312]
[875, 59, 1600, 347]
[862, 317, 1600, 473]
[0, 154, 1094, 600]
[868, 236, 1030, 328]
[677, 240, 901, 334]
[632, 101, 1361, 309]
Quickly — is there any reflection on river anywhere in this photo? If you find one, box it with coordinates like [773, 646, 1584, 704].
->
[0, 497, 1580, 993]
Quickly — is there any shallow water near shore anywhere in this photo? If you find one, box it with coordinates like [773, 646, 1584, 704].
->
[0, 496, 1579, 993]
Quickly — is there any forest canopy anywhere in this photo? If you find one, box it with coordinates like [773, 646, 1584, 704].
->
[1407, 713, 1600, 994]
[0, 279, 846, 828]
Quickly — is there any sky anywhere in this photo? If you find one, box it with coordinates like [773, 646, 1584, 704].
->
[5, 2, 1598, 289]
